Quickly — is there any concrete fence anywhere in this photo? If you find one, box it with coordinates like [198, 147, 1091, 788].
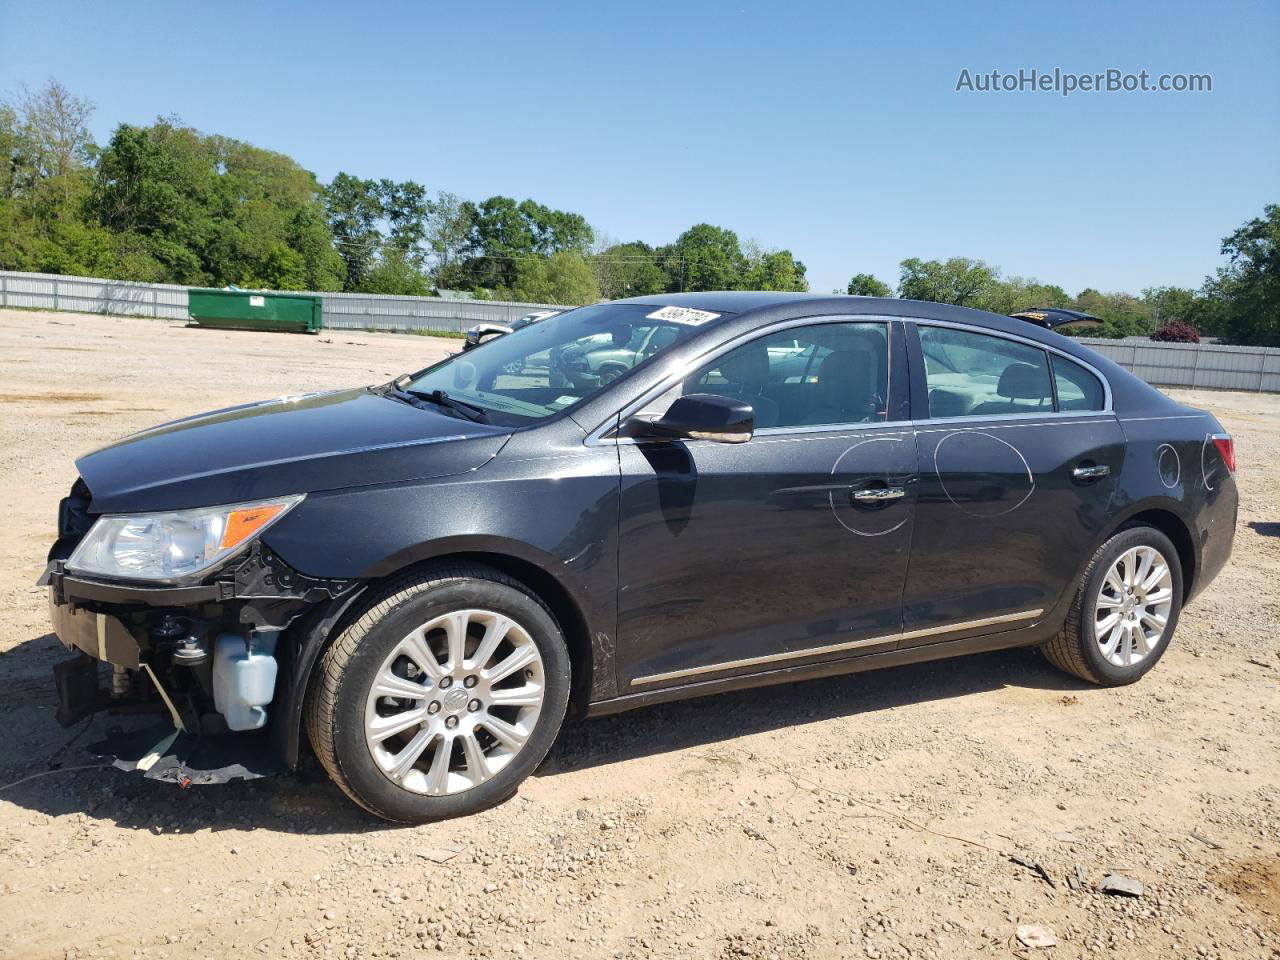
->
[3, 269, 1279, 392]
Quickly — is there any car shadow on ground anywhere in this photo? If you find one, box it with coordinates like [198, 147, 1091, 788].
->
[541, 646, 1088, 775]
[1247, 521, 1280, 538]
[0, 633, 1088, 833]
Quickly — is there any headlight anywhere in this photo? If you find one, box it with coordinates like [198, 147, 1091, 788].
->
[66, 495, 304, 583]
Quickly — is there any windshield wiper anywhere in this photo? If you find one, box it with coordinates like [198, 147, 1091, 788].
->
[403, 388, 489, 423]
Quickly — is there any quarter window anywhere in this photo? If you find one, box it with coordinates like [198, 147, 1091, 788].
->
[919, 326, 1053, 419]
[1052, 355, 1105, 411]
[647, 322, 890, 429]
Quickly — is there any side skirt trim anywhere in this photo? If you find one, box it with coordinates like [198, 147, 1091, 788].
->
[628, 608, 1043, 687]
[588, 624, 1049, 718]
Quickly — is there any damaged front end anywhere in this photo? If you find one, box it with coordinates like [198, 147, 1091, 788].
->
[41, 479, 360, 783]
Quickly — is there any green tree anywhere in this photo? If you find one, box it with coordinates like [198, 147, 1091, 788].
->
[90, 120, 213, 283]
[211, 138, 343, 290]
[592, 241, 669, 299]
[1142, 285, 1206, 331]
[460, 195, 534, 290]
[1200, 204, 1280, 346]
[1070, 289, 1153, 338]
[90, 120, 342, 289]
[378, 178, 431, 262]
[500, 250, 599, 305]
[897, 257, 1000, 307]
[846, 273, 892, 297]
[0, 79, 106, 275]
[425, 191, 473, 279]
[250, 244, 307, 291]
[285, 204, 345, 290]
[361, 248, 433, 296]
[669, 223, 747, 291]
[742, 243, 807, 291]
[983, 277, 1072, 315]
[447, 196, 595, 293]
[324, 172, 383, 290]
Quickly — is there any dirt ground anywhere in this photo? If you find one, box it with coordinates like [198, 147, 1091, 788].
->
[0, 309, 1276, 960]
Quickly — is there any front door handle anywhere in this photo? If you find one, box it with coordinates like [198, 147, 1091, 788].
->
[851, 486, 906, 503]
[1072, 463, 1111, 481]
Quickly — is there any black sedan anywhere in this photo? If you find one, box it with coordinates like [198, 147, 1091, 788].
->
[42, 293, 1237, 821]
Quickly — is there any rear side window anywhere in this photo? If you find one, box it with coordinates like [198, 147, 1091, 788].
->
[919, 326, 1053, 418]
[1052, 355, 1106, 411]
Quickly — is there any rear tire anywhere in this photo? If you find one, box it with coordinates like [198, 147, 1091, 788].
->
[1040, 526, 1183, 686]
[305, 563, 570, 822]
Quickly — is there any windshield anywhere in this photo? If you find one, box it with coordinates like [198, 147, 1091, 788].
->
[403, 303, 726, 425]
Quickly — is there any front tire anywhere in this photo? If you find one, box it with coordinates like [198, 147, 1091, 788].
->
[305, 564, 570, 822]
[1041, 525, 1183, 686]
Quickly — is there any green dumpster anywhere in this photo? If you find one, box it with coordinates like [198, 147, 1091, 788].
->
[187, 289, 323, 334]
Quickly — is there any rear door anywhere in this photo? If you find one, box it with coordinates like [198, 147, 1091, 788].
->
[900, 322, 1124, 642]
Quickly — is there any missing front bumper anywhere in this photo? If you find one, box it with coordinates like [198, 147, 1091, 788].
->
[53, 653, 111, 727]
[49, 593, 141, 669]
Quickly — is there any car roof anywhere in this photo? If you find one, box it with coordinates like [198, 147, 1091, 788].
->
[616, 291, 1052, 341]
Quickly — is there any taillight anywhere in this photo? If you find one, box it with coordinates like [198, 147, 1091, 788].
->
[1211, 433, 1236, 473]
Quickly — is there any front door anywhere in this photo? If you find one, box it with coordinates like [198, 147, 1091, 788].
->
[613, 319, 917, 691]
[901, 322, 1124, 642]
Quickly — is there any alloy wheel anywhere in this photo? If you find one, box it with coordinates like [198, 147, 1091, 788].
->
[363, 609, 546, 795]
[1093, 546, 1174, 667]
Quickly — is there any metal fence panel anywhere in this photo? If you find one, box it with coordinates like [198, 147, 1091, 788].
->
[0, 270, 193, 320]
[4, 270, 1280, 392]
[0, 270, 567, 334]
[1076, 336, 1280, 392]
[318, 291, 569, 333]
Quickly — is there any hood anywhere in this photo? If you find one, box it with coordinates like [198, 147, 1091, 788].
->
[77, 388, 512, 514]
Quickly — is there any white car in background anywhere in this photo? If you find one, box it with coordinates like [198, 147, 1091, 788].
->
[461, 310, 561, 352]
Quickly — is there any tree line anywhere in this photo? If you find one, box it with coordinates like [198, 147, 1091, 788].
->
[0, 80, 807, 308]
[845, 214, 1279, 345]
[1, 80, 1275, 345]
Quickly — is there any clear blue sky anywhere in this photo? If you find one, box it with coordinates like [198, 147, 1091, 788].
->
[2, 0, 1276, 296]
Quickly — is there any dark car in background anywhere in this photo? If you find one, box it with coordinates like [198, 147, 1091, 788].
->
[42, 293, 1237, 821]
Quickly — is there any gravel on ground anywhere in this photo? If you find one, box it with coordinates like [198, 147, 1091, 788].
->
[0, 309, 1276, 960]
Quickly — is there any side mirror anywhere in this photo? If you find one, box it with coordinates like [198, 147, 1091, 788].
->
[623, 393, 754, 444]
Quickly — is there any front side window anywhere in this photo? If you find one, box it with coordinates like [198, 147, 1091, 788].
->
[645, 322, 890, 429]
[404, 303, 718, 426]
[1052, 355, 1106, 411]
[919, 326, 1053, 419]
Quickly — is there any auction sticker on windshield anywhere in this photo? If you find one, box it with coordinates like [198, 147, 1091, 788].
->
[645, 306, 721, 325]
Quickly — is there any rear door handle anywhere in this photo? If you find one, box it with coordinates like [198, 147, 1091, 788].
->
[851, 486, 906, 503]
[1072, 463, 1111, 481]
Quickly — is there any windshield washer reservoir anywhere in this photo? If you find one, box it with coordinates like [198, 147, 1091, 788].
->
[212, 630, 280, 731]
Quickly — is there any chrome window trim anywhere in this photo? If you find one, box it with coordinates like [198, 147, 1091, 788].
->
[753, 418, 905, 439]
[1119, 414, 1204, 423]
[603, 412, 1111, 451]
[584, 314, 896, 447]
[585, 314, 1116, 447]
[909, 410, 1114, 430]
[912, 318, 1114, 413]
